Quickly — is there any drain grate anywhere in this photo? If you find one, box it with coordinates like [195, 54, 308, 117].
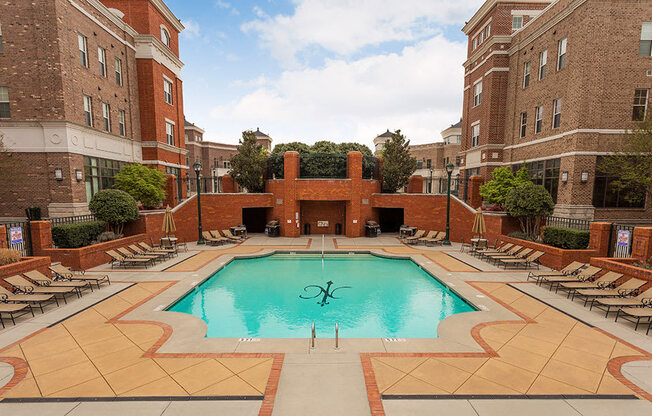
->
[238, 338, 260, 342]
[383, 338, 406, 342]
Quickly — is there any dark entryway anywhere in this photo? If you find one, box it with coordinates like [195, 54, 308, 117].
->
[242, 207, 268, 233]
[378, 208, 404, 233]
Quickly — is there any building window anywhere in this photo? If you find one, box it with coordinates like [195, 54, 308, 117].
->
[164, 79, 173, 105]
[535, 105, 543, 133]
[101, 102, 110, 132]
[512, 16, 523, 30]
[472, 37, 477, 50]
[417, 160, 423, 169]
[166, 122, 174, 146]
[640, 23, 652, 56]
[471, 124, 480, 147]
[485, 23, 490, 38]
[115, 58, 122, 86]
[118, 110, 126, 136]
[0, 86, 9, 118]
[514, 159, 561, 202]
[223, 160, 231, 169]
[98, 47, 106, 77]
[593, 156, 646, 208]
[479, 31, 484, 44]
[161, 27, 170, 47]
[83, 95, 93, 126]
[557, 37, 567, 70]
[0, 24, 3, 53]
[520, 112, 527, 138]
[552, 98, 562, 129]
[473, 81, 482, 106]
[426, 159, 432, 169]
[523, 61, 530, 88]
[84, 156, 123, 202]
[632, 89, 649, 121]
[539, 50, 547, 80]
[78, 34, 88, 67]
[455, 156, 461, 166]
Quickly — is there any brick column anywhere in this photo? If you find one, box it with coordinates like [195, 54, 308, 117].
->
[222, 175, 235, 193]
[589, 222, 612, 257]
[30, 221, 53, 255]
[283, 152, 301, 237]
[631, 227, 652, 263]
[468, 176, 484, 209]
[164, 175, 178, 208]
[0, 225, 7, 249]
[346, 151, 363, 237]
[407, 175, 424, 193]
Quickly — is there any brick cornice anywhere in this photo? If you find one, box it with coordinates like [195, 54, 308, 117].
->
[141, 140, 189, 155]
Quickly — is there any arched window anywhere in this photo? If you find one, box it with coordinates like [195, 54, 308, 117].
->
[161, 27, 170, 47]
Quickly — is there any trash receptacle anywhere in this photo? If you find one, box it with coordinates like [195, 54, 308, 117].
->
[335, 223, 342, 235]
[304, 223, 311, 235]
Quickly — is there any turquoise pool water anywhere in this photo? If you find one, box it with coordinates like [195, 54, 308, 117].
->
[168, 254, 476, 338]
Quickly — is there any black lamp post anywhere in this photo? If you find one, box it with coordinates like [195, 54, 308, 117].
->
[443, 163, 455, 246]
[429, 167, 433, 194]
[194, 161, 204, 245]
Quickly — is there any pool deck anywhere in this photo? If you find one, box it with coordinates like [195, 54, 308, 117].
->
[1, 234, 651, 415]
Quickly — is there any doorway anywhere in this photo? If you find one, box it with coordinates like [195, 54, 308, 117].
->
[242, 207, 268, 233]
[378, 208, 404, 233]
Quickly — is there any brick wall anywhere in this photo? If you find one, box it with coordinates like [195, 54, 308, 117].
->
[0, 257, 51, 281]
[499, 234, 599, 270]
[300, 201, 345, 235]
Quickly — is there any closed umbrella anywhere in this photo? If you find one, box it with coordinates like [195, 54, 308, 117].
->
[472, 207, 486, 239]
[162, 205, 176, 239]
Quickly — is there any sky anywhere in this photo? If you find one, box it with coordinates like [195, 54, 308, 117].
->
[166, 0, 483, 148]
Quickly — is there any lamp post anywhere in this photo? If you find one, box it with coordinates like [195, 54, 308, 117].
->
[194, 162, 204, 245]
[429, 167, 433, 194]
[443, 163, 455, 246]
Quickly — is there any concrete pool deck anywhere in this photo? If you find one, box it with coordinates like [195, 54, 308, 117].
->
[0, 234, 651, 415]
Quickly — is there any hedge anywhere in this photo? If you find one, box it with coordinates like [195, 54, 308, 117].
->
[543, 226, 590, 250]
[52, 221, 106, 249]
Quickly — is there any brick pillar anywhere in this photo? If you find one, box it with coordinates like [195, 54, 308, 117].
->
[589, 222, 612, 257]
[631, 227, 652, 263]
[346, 151, 363, 237]
[407, 175, 424, 193]
[30, 221, 53, 255]
[222, 175, 235, 193]
[468, 176, 484, 209]
[164, 175, 178, 208]
[283, 152, 301, 237]
[0, 225, 6, 249]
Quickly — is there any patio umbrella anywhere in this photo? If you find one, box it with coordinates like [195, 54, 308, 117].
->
[472, 207, 486, 239]
[162, 205, 176, 238]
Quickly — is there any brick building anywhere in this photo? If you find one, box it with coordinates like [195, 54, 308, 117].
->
[0, 0, 186, 218]
[459, 0, 652, 223]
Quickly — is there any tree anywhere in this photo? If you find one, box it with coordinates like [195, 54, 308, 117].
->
[380, 130, 417, 192]
[114, 164, 166, 209]
[596, 118, 652, 205]
[479, 166, 530, 208]
[337, 142, 373, 156]
[505, 182, 555, 240]
[271, 142, 311, 155]
[89, 189, 139, 235]
[311, 140, 338, 154]
[229, 130, 268, 192]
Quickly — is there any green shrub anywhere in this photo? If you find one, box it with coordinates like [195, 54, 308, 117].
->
[0, 249, 22, 266]
[89, 189, 139, 235]
[543, 226, 590, 250]
[508, 231, 536, 241]
[52, 221, 106, 248]
[114, 164, 166, 208]
[94, 231, 123, 244]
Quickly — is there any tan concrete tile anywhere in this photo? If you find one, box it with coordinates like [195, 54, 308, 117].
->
[237, 359, 273, 393]
[48, 377, 115, 398]
[21, 334, 79, 361]
[474, 359, 538, 393]
[490, 285, 523, 304]
[65, 325, 125, 347]
[193, 375, 262, 396]
[455, 374, 520, 395]
[63, 309, 108, 330]
[138, 282, 173, 294]
[103, 359, 168, 395]
[534, 308, 577, 328]
[527, 375, 593, 395]
[552, 346, 610, 374]
[568, 325, 615, 346]
[28, 347, 89, 376]
[34, 361, 102, 396]
[495, 344, 550, 374]
[114, 323, 163, 348]
[0, 345, 25, 359]
[410, 359, 472, 393]
[370, 359, 406, 393]
[480, 326, 520, 345]
[540, 359, 603, 393]
[2, 376, 42, 398]
[518, 323, 572, 345]
[470, 282, 504, 294]
[92, 345, 145, 375]
[120, 376, 187, 397]
[383, 374, 449, 395]
[217, 357, 271, 375]
[81, 336, 137, 359]
[170, 359, 234, 394]
[92, 297, 133, 320]
[117, 285, 153, 305]
[560, 333, 615, 358]
[596, 374, 635, 395]
[433, 357, 489, 374]
[154, 358, 211, 375]
[509, 296, 547, 319]
[505, 334, 559, 357]
[375, 357, 428, 374]
[610, 342, 644, 358]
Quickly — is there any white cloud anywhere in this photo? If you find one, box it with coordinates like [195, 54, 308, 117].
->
[242, 0, 479, 65]
[216, 0, 240, 16]
[181, 19, 201, 40]
[207, 35, 465, 146]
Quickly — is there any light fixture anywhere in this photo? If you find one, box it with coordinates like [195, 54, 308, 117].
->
[193, 161, 202, 176]
[581, 171, 589, 183]
[75, 169, 83, 182]
[446, 163, 455, 175]
[561, 171, 568, 183]
[55, 168, 63, 181]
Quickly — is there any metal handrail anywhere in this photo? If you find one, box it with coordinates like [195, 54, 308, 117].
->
[311, 322, 316, 348]
[335, 323, 339, 349]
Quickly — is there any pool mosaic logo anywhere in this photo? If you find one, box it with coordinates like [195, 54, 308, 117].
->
[299, 280, 351, 307]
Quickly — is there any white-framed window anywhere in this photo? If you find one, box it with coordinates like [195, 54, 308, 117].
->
[473, 81, 482, 107]
[523, 61, 531, 88]
[539, 50, 547, 80]
[535, 105, 543, 133]
[115, 58, 122, 86]
[552, 98, 562, 129]
[164, 78, 173, 105]
[519, 112, 527, 138]
[485, 23, 491, 38]
[101, 102, 110, 132]
[471, 124, 480, 147]
[479, 31, 484, 44]
[166, 121, 174, 146]
[161, 27, 170, 47]
[512, 16, 523, 30]
[633, 89, 649, 121]
[98, 47, 106, 77]
[118, 109, 126, 136]
[0, 24, 3, 53]
[472, 37, 477, 50]
[83, 95, 93, 126]
[557, 37, 567, 70]
[0, 86, 9, 118]
[640, 23, 652, 56]
[78, 34, 88, 67]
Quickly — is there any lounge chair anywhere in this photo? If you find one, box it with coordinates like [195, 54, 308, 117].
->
[572, 278, 647, 307]
[210, 230, 233, 245]
[48, 264, 110, 289]
[117, 247, 161, 263]
[418, 231, 438, 245]
[0, 285, 59, 313]
[405, 230, 425, 244]
[129, 244, 171, 260]
[4, 275, 78, 304]
[203, 231, 225, 246]
[459, 237, 473, 253]
[499, 251, 544, 269]
[527, 261, 585, 283]
[222, 229, 242, 241]
[140, 242, 176, 256]
[480, 245, 522, 260]
[484, 247, 531, 264]
[591, 287, 652, 317]
[475, 242, 512, 257]
[556, 271, 623, 296]
[424, 232, 445, 246]
[615, 305, 652, 332]
[539, 265, 602, 289]
[106, 250, 151, 269]
[24, 270, 91, 294]
[0, 303, 34, 328]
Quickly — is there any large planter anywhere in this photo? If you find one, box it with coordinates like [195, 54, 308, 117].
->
[0, 256, 51, 280]
[500, 235, 599, 270]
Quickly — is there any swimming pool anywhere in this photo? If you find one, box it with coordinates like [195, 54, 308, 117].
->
[168, 253, 476, 338]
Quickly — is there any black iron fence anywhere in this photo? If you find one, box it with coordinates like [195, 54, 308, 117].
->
[267, 154, 285, 179]
[181, 176, 223, 196]
[45, 214, 98, 227]
[1, 220, 32, 256]
[362, 156, 380, 180]
[608, 223, 636, 258]
[299, 153, 347, 178]
[545, 216, 592, 231]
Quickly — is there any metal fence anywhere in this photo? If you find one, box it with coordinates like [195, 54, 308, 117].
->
[1, 221, 32, 256]
[545, 216, 592, 231]
[45, 214, 98, 227]
[362, 156, 380, 180]
[181, 176, 223, 195]
[267, 154, 285, 179]
[608, 223, 636, 258]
